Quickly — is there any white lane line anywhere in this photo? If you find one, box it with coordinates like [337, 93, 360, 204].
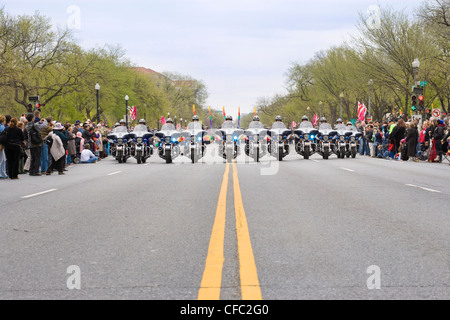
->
[341, 167, 355, 172]
[107, 171, 122, 176]
[22, 189, 58, 199]
[405, 184, 441, 193]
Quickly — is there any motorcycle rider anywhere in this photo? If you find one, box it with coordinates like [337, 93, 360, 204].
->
[335, 118, 344, 129]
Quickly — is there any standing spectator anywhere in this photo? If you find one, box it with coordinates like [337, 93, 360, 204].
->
[45, 128, 66, 175]
[0, 115, 7, 179]
[23, 114, 48, 176]
[405, 122, 419, 162]
[390, 119, 407, 158]
[17, 121, 26, 174]
[418, 121, 429, 159]
[365, 125, 374, 156]
[53, 123, 68, 170]
[40, 117, 53, 175]
[75, 131, 84, 156]
[4, 118, 25, 180]
[66, 123, 77, 166]
[432, 119, 445, 163]
[373, 126, 383, 158]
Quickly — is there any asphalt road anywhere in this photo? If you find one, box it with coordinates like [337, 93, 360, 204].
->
[0, 144, 449, 300]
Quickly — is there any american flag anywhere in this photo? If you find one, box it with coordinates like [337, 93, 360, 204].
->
[130, 106, 137, 121]
[313, 114, 319, 127]
[358, 102, 367, 122]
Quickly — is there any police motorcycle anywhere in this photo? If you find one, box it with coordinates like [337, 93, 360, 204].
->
[243, 116, 268, 163]
[345, 122, 362, 159]
[128, 119, 154, 164]
[316, 118, 338, 160]
[183, 115, 206, 164]
[334, 119, 353, 159]
[268, 116, 292, 161]
[107, 120, 132, 163]
[215, 116, 244, 163]
[155, 119, 186, 164]
[294, 116, 319, 160]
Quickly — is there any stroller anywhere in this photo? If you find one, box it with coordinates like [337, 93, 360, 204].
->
[73, 136, 82, 164]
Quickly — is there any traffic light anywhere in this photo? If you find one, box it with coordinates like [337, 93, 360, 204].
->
[411, 94, 417, 112]
[27, 104, 33, 113]
[418, 95, 424, 111]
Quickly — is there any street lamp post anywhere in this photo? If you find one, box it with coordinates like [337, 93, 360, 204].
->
[95, 83, 100, 124]
[412, 58, 421, 118]
[412, 58, 420, 83]
[339, 92, 344, 119]
[125, 95, 129, 129]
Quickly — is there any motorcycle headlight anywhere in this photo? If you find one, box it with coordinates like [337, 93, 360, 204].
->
[323, 136, 329, 142]
[351, 137, 356, 142]
[226, 135, 232, 142]
[165, 137, 171, 143]
[137, 138, 143, 143]
[191, 136, 195, 143]
[253, 135, 259, 142]
[117, 139, 123, 144]
[277, 135, 282, 142]
[340, 136, 345, 142]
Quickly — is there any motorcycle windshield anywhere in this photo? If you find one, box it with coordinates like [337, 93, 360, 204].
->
[161, 124, 176, 131]
[114, 126, 128, 133]
[319, 124, 332, 130]
[222, 122, 236, 129]
[188, 122, 203, 130]
[347, 126, 357, 132]
[272, 122, 287, 130]
[299, 122, 313, 129]
[133, 125, 148, 132]
[335, 124, 347, 131]
[248, 121, 264, 129]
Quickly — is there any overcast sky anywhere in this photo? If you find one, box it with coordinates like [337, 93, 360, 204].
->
[1, 0, 424, 116]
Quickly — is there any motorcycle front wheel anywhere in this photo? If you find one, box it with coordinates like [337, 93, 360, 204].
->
[323, 147, 330, 160]
[165, 149, 173, 164]
[304, 146, 310, 160]
[278, 146, 284, 161]
[253, 147, 260, 163]
[136, 151, 142, 164]
[191, 149, 198, 164]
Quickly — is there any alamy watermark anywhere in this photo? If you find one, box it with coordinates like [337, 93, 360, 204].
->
[366, 265, 381, 290]
[66, 5, 82, 30]
[67, 265, 81, 290]
[366, 5, 382, 30]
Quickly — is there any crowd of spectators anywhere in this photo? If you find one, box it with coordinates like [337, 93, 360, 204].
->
[355, 115, 449, 163]
[0, 111, 109, 180]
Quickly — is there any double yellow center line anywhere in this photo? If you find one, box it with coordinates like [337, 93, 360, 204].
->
[198, 162, 262, 300]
